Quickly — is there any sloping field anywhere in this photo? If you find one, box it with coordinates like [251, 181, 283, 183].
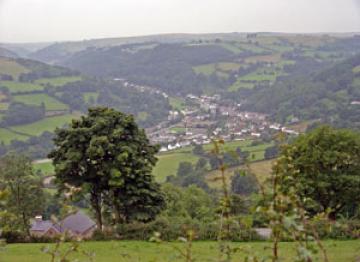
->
[0, 57, 29, 80]
[0, 81, 44, 93]
[13, 93, 68, 111]
[34, 76, 82, 86]
[206, 159, 274, 189]
[0, 127, 29, 144]
[9, 114, 77, 136]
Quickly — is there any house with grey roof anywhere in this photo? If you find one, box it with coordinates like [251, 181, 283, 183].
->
[30, 211, 96, 239]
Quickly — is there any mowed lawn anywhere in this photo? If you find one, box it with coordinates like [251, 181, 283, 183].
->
[13, 93, 68, 111]
[10, 114, 78, 136]
[0, 81, 44, 94]
[2, 240, 359, 262]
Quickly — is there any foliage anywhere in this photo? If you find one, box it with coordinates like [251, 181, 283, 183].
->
[0, 154, 45, 237]
[275, 126, 360, 219]
[1, 102, 45, 126]
[230, 170, 259, 196]
[49, 107, 165, 230]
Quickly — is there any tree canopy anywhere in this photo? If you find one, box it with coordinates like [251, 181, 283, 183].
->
[275, 126, 360, 219]
[49, 107, 165, 229]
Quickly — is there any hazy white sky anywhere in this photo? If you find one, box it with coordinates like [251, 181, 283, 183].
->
[0, 0, 359, 43]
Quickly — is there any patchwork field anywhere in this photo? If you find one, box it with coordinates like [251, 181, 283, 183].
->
[9, 114, 77, 136]
[0, 57, 29, 80]
[83, 92, 99, 103]
[31, 140, 272, 182]
[34, 76, 82, 86]
[13, 93, 68, 111]
[206, 159, 273, 189]
[193, 62, 242, 75]
[2, 240, 359, 262]
[0, 81, 44, 94]
[0, 128, 29, 144]
[168, 97, 186, 111]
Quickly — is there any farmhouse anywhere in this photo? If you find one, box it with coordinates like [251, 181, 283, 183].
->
[30, 211, 96, 239]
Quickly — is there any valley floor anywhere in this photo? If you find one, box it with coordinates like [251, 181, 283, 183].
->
[2, 240, 359, 262]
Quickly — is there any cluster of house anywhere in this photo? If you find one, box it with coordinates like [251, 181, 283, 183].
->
[147, 93, 300, 152]
[30, 212, 96, 239]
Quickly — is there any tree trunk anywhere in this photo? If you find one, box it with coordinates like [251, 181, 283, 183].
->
[90, 188, 103, 231]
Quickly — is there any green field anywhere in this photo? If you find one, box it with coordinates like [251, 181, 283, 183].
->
[0, 81, 44, 94]
[193, 62, 241, 76]
[33, 161, 55, 175]
[168, 97, 186, 110]
[228, 80, 255, 91]
[207, 159, 273, 188]
[31, 140, 272, 182]
[353, 65, 360, 73]
[0, 58, 29, 80]
[153, 151, 200, 182]
[10, 114, 77, 136]
[13, 93, 68, 111]
[0, 102, 9, 110]
[83, 92, 99, 103]
[34, 76, 82, 87]
[0, 128, 29, 144]
[2, 240, 359, 262]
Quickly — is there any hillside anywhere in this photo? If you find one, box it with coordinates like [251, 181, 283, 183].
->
[243, 53, 360, 129]
[29, 33, 249, 64]
[0, 57, 170, 159]
[38, 34, 360, 98]
[0, 47, 18, 58]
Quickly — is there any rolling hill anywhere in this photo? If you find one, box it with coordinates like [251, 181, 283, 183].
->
[0, 56, 170, 159]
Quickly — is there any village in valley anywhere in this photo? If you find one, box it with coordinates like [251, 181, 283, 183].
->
[143, 91, 300, 152]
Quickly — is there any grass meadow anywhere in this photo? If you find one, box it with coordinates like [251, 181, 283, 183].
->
[0, 81, 44, 94]
[10, 114, 77, 136]
[31, 139, 272, 181]
[34, 76, 82, 87]
[13, 93, 68, 111]
[0, 128, 29, 144]
[2, 240, 359, 262]
[0, 58, 29, 80]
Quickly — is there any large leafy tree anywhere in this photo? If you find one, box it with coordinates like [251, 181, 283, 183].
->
[0, 154, 45, 236]
[49, 107, 165, 229]
[275, 126, 360, 219]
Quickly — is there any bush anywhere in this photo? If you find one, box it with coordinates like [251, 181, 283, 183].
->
[311, 219, 360, 240]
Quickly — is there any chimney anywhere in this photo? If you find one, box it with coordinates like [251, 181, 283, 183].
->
[35, 215, 43, 222]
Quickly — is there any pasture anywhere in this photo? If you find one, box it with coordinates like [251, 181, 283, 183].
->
[32, 140, 272, 181]
[13, 93, 68, 111]
[206, 159, 273, 189]
[10, 114, 77, 136]
[83, 92, 99, 103]
[193, 62, 241, 76]
[33, 160, 55, 176]
[168, 97, 186, 111]
[0, 58, 29, 80]
[2, 240, 359, 262]
[34, 76, 82, 87]
[0, 81, 44, 94]
[0, 128, 28, 144]
[153, 150, 200, 182]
